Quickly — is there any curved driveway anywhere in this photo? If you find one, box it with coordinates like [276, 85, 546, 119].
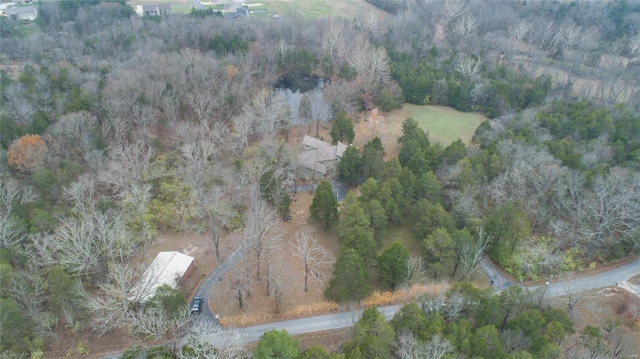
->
[194, 240, 250, 321]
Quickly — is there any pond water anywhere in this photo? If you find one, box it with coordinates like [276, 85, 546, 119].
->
[275, 75, 331, 125]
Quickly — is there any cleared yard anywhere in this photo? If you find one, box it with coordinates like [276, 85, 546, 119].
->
[257, 0, 385, 18]
[351, 104, 487, 161]
[402, 104, 487, 146]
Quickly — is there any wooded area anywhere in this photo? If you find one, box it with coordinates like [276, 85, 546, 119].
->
[1, 0, 639, 357]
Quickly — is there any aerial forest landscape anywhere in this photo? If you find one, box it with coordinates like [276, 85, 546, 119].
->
[1, 0, 640, 358]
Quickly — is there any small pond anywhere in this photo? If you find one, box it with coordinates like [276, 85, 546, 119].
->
[275, 75, 331, 125]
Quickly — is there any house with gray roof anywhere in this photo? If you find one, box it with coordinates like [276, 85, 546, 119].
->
[298, 135, 348, 180]
[142, 3, 171, 16]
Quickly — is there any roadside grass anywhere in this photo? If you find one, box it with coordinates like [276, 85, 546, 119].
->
[402, 104, 487, 146]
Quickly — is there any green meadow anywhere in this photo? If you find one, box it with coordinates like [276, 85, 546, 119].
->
[402, 104, 487, 146]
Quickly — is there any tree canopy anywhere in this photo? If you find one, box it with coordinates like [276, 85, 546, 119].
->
[330, 111, 355, 145]
[309, 180, 339, 229]
[325, 248, 370, 303]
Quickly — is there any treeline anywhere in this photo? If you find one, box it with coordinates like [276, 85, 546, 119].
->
[388, 48, 551, 117]
[379, 0, 640, 109]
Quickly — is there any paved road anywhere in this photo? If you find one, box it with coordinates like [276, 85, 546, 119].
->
[529, 258, 640, 299]
[481, 258, 515, 290]
[219, 258, 640, 344]
[232, 305, 403, 343]
[99, 258, 640, 356]
[290, 177, 349, 201]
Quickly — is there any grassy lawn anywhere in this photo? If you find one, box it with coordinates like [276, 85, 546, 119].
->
[402, 104, 487, 146]
[249, 0, 385, 18]
[378, 225, 421, 256]
[170, 5, 195, 13]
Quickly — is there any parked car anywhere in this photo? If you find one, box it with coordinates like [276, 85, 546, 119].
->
[190, 296, 203, 314]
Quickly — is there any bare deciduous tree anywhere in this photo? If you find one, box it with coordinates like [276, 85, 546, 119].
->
[561, 23, 584, 49]
[244, 192, 282, 282]
[438, 0, 464, 27]
[321, 18, 346, 60]
[348, 35, 390, 98]
[629, 35, 640, 62]
[4, 83, 36, 127]
[323, 78, 362, 116]
[31, 210, 132, 276]
[292, 229, 332, 292]
[0, 177, 37, 248]
[454, 13, 477, 37]
[395, 331, 454, 359]
[182, 320, 247, 359]
[511, 21, 534, 43]
[455, 54, 483, 79]
[401, 257, 427, 288]
[458, 228, 490, 282]
[227, 256, 253, 309]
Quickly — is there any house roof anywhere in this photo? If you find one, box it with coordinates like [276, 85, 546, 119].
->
[131, 251, 194, 302]
[298, 136, 348, 174]
[298, 150, 330, 173]
[335, 142, 348, 158]
[303, 135, 331, 150]
[5, 6, 37, 15]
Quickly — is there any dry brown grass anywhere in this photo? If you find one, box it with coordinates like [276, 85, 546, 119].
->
[363, 283, 448, 307]
[553, 286, 640, 356]
[219, 283, 448, 328]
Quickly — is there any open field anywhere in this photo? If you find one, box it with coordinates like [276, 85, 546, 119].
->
[402, 104, 487, 146]
[351, 104, 487, 160]
[254, 0, 385, 18]
[127, 0, 385, 18]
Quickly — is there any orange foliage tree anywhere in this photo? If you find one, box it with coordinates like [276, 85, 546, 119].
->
[7, 134, 47, 173]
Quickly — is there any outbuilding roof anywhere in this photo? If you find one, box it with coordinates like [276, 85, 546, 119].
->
[130, 251, 194, 302]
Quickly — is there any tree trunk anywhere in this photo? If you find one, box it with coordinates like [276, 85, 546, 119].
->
[237, 288, 243, 308]
[304, 263, 309, 292]
[256, 253, 261, 281]
[209, 227, 220, 262]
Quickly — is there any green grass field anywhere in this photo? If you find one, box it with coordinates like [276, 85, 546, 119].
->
[401, 104, 487, 146]
[247, 0, 384, 18]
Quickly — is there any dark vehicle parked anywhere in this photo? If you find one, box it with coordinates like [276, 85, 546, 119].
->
[190, 296, 203, 314]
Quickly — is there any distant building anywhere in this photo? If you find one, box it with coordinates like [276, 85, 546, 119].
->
[224, 5, 249, 19]
[298, 135, 348, 179]
[142, 3, 171, 16]
[129, 251, 195, 303]
[4, 6, 38, 21]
